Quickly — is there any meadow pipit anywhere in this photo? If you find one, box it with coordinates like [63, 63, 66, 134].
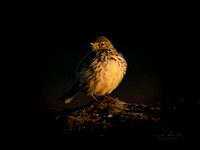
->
[59, 36, 127, 103]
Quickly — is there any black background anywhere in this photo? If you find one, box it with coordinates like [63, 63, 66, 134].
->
[31, 12, 186, 110]
[9, 3, 199, 146]
[19, 7, 188, 110]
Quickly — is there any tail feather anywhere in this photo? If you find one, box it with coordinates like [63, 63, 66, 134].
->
[58, 80, 80, 103]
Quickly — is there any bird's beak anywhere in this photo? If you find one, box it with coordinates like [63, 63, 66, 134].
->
[90, 43, 95, 46]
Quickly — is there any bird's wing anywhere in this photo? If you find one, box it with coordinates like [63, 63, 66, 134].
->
[76, 50, 96, 74]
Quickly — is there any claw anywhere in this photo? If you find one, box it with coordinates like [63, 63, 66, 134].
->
[103, 95, 113, 103]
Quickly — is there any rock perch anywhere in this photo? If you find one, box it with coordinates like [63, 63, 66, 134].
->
[46, 97, 184, 144]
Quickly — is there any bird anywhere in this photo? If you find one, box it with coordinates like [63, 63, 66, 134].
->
[58, 36, 127, 103]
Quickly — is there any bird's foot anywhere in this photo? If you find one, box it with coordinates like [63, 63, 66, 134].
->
[102, 95, 114, 103]
[91, 94, 114, 103]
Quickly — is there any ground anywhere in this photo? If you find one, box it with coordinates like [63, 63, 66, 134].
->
[44, 97, 185, 145]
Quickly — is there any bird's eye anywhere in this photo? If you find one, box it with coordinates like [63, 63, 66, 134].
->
[100, 42, 104, 47]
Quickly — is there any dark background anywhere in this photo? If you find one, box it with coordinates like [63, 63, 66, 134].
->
[26, 9, 187, 111]
[9, 3, 200, 146]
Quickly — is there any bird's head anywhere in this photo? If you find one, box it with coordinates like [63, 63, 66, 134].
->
[90, 36, 114, 52]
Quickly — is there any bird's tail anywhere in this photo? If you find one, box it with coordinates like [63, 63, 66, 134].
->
[58, 80, 80, 103]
